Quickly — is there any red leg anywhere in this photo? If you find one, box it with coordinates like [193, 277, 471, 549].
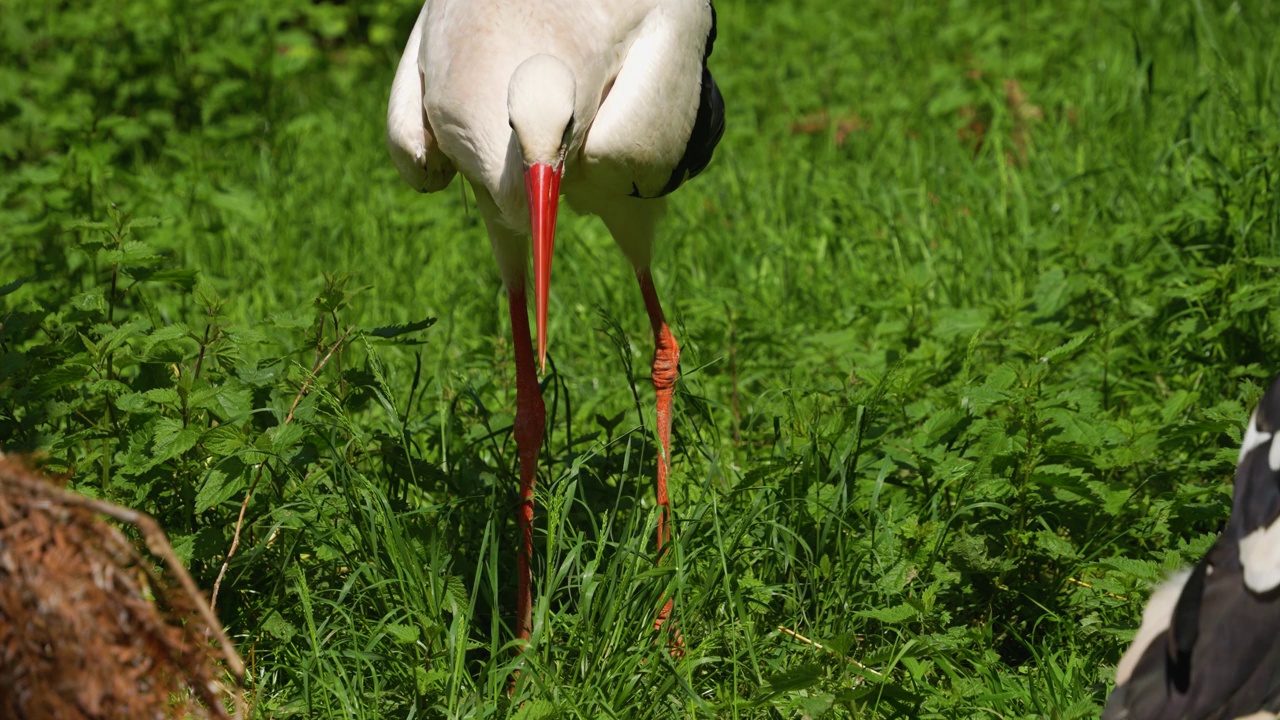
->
[508, 287, 545, 646]
[637, 270, 682, 650]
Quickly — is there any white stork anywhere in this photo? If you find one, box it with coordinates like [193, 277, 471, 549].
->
[1104, 376, 1280, 719]
[385, 0, 725, 646]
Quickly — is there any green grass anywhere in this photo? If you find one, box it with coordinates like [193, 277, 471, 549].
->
[3, 0, 1280, 717]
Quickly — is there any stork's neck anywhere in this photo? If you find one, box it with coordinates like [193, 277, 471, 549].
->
[507, 55, 578, 169]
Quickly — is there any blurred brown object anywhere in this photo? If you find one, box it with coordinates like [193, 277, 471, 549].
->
[789, 109, 868, 147]
[1004, 78, 1043, 165]
[0, 455, 244, 720]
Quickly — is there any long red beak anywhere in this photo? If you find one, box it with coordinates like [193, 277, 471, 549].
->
[525, 163, 562, 374]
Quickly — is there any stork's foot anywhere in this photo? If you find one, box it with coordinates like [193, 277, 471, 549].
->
[637, 270, 684, 656]
[650, 323, 682, 657]
[653, 597, 685, 658]
[651, 319, 679, 553]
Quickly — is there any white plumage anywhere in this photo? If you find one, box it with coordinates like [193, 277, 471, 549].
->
[385, 0, 724, 648]
[1113, 569, 1192, 689]
[386, 4, 455, 194]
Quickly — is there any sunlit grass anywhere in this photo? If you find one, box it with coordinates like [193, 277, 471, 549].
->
[3, 0, 1279, 717]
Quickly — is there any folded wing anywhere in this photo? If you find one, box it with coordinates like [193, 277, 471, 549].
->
[387, 2, 457, 193]
[580, 0, 724, 200]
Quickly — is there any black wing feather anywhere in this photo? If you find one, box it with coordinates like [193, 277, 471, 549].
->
[644, 2, 725, 199]
[1229, 377, 1280, 553]
[1104, 375, 1280, 720]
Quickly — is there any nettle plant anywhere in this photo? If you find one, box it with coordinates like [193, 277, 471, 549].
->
[0, 208, 436, 643]
[7, 208, 277, 529]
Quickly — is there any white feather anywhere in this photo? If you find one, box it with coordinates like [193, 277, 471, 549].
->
[1115, 569, 1192, 686]
[1239, 410, 1272, 464]
[1241, 521, 1280, 593]
[579, 0, 713, 198]
[387, 2, 455, 193]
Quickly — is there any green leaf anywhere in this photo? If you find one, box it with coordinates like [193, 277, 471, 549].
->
[368, 316, 436, 338]
[444, 574, 467, 614]
[950, 533, 1013, 573]
[266, 422, 307, 457]
[195, 464, 246, 512]
[209, 379, 253, 421]
[69, 219, 111, 234]
[1034, 530, 1079, 560]
[414, 667, 449, 694]
[510, 700, 559, 720]
[152, 417, 199, 461]
[71, 290, 106, 313]
[124, 216, 162, 230]
[203, 423, 246, 455]
[190, 378, 252, 421]
[36, 364, 92, 397]
[94, 319, 149, 358]
[143, 387, 181, 407]
[223, 325, 266, 345]
[385, 623, 419, 645]
[171, 532, 197, 565]
[0, 276, 31, 297]
[85, 378, 130, 397]
[100, 239, 161, 266]
[792, 693, 835, 719]
[237, 361, 282, 387]
[142, 323, 191, 352]
[805, 483, 839, 523]
[920, 406, 966, 446]
[121, 267, 199, 288]
[1100, 557, 1164, 583]
[115, 392, 153, 413]
[267, 310, 312, 330]
[1040, 331, 1092, 364]
[262, 611, 297, 642]
[855, 603, 919, 624]
[765, 663, 825, 693]
[191, 525, 227, 562]
[932, 306, 989, 340]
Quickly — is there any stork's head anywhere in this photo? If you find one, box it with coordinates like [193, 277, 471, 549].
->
[508, 54, 577, 372]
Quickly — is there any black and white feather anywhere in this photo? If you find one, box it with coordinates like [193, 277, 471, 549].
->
[1103, 376, 1280, 720]
[387, 0, 725, 275]
[642, 3, 724, 198]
